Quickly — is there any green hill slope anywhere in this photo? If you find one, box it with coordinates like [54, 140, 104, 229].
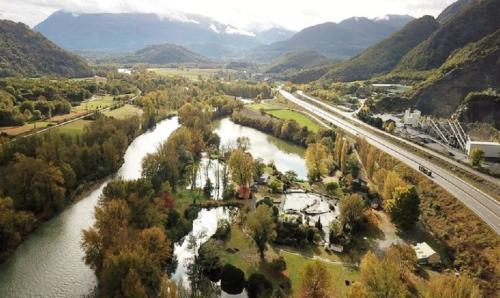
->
[410, 29, 500, 117]
[265, 50, 331, 73]
[322, 16, 439, 81]
[0, 20, 92, 77]
[121, 43, 210, 64]
[396, 0, 500, 71]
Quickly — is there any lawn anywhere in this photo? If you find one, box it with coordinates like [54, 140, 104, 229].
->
[148, 68, 234, 80]
[104, 104, 142, 119]
[219, 224, 359, 296]
[281, 251, 359, 296]
[55, 120, 92, 136]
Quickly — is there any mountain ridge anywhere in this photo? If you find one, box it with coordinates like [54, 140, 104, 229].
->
[0, 19, 92, 77]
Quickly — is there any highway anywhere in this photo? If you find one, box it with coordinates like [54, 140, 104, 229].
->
[279, 89, 500, 234]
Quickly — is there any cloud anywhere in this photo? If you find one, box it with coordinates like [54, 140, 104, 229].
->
[0, 0, 455, 30]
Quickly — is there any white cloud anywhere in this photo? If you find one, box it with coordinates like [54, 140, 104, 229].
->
[0, 0, 456, 30]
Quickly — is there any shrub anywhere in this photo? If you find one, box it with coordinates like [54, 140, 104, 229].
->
[270, 256, 287, 272]
[247, 273, 273, 298]
[220, 264, 246, 295]
[213, 219, 231, 240]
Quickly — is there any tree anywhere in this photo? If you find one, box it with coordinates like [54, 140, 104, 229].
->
[340, 194, 365, 231]
[198, 239, 224, 277]
[382, 171, 406, 201]
[0, 197, 35, 260]
[306, 143, 329, 181]
[203, 178, 213, 198]
[359, 251, 407, 298]
[246, 204, 276, 258]
[236, 136, 250, 150]
[340, 140, 350, 174]
[385, 186, 420, 230]
[427, 274, 481, 298]
[470, 148, 485, 167]
[297, 261, 333, 298]
[325, 182, 339, 196]
[228, 149, 254, 187]
[385, 244, 417, 282]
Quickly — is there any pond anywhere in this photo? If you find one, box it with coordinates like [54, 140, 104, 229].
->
[215, 118, 307, 179]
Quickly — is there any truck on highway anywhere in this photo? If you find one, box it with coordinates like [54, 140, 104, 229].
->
[419, 165, 433, 177]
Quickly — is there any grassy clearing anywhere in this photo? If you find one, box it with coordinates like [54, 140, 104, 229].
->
[281, 251, 359, 296]
[104, 104, 142, 119]
[148, 68, 234, 80]
[73, 95, 115, 112]
[55, 120, 92, 136]
[220, 224, 360, 295]
[248, 102, 320, 132]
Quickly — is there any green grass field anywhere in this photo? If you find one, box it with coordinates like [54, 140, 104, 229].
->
[73, 95, 115, 112]
[248, 102, 320, 132]
[148, 68, 234, 80]
[281, 251, 359, 296]
[104, 105, 142, 119]
[55, 120, 92, 136]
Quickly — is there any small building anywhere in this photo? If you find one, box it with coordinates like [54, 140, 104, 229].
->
[466, 141, 500, 159]
[403, 109, 421, 127]
[413, 242, 441, 265]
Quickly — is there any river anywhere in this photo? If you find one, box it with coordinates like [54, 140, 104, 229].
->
[0, 117, 307, 297]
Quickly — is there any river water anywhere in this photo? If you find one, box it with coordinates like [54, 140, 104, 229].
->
[0, 117, 307, 297]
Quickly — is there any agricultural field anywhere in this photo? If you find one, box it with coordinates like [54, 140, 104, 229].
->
[148, 68, 234, 80]
[54, 119, 92, 136]
[104, 104, 142, 120]
[248, 101, 320, 132]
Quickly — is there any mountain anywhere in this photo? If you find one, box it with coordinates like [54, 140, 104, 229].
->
[0, 20, 92, 77]
[321, 16, 439, 81]
[409, 29, 500, 117]
[247, 15, 414, 62]
[265, 50, 332, 73]
[253, 27, 296, 44]
[118, 44, 210, 64]
[396, 0, 500, 71]
[34, 10, 261, 56]
[437, 0, 478, 23]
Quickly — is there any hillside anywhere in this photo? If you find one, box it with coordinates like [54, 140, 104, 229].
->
[396, 0, 500, 71]
[246, 15, 414, 62]
[0, 20, 92, 77]
[321, 16, 439, 82]
[409, 29, 500, 117]
[265, 50, 331, 73]
[34, 10, 261, 57]
[437, 0, 478, 23]
[118, 44, 210, 65]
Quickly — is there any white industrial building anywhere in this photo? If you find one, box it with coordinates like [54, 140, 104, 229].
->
[466, 141, 500, 158]
[403, 109, 421, 127]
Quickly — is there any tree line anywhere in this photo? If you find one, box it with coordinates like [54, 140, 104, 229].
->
[0, 114, 141, 262]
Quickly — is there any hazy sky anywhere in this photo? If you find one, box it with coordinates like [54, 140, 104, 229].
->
[0, 0, 455, 30]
